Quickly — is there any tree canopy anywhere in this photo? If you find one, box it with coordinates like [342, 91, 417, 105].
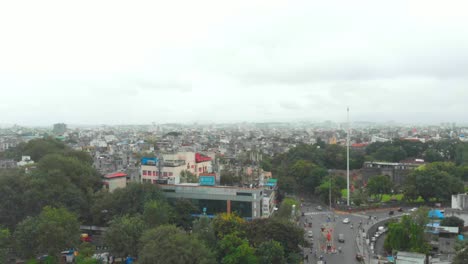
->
[367, 175, 393, 202]
[139, 225, 216, 264]
[14, 206, 80, 260]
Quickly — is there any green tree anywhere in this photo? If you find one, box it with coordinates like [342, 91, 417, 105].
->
[143, 200, 173, 228]
[0, 172, 33, 228]
[212, 213, 245, 239]
[453, 244, 468, 264]
[14, 206, 80, 260]
[220, 170, 240, 186]
[256, 240, 286, 264]
[405, 165, 464, 202]
[441, 216, 464, 233]
[218, 233, 257, 264]
[104, 215, 146, 257]
[352, 187, 368, 206]
[172, 199, 197, 230]
[0, 226, 11, 264]
[366, 175, 393, 202]
[245, 218, 305, 257]
[36, 153, 101, 192]
[260, 158, 272, 172]
[193, 216, 217, 249]
[139, 225, 216, 264]
[384, 215, 430, 254]
[90, 183, 164, 225]
[274, 198, 299, 220]
[180, 170, 198, 183]
[315, 177, 342, 205]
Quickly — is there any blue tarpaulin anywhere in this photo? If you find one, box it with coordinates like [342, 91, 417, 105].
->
[428, 209, 444, 219]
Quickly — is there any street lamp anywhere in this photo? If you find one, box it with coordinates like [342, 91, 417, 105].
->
[347, 107, 350, 206]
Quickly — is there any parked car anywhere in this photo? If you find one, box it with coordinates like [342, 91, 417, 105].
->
[398, 207, 404, 212]
[342, 218, 350, 224]
[388, 210, 394, 215]
[338, 234, 345, 243]
[316, 206, 323, 211]
[410, 207, 418, 212]
[308, 231, 314, 238]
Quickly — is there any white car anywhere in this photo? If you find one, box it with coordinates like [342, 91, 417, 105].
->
[371, 236, 376, 242]
[308, 231, 314, 238]
[342, 218, 350, 224]
[409, 207, 418, 212]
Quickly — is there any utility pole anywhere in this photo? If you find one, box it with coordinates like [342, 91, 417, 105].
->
[347, 107, 350, 206]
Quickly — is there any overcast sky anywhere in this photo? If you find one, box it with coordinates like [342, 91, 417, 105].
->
[1, 0, 468, 126]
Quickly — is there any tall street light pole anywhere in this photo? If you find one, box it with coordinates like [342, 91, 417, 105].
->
[329, 172, 332, 211]
[347, 107, 350, 206]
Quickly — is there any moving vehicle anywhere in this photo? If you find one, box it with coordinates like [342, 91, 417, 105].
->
[398, 207, 404, 212]
[356, 254, 364, 261]
[388, 210, 394, 215]
[338, 233, 345, 243]
[316, 205, 322, 211]
[308, 230, 314, 238]
[410, 207, 418, 212]
[342, 218, 350, 224]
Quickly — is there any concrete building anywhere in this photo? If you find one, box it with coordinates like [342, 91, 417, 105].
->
[451, 193, 468, 210]
[159, 183, 263, 219]
[53, 123, 67, 135]
[395, 251, 426, 264]
[140, 157, 159, 184]
[103, 172, 127, 192]
[261, 189, 276, 218]
[17, 156, 34, 167]
[0, 159, 17, 169]
[141, 152, 214, 185]
[361, 160, 423, 185]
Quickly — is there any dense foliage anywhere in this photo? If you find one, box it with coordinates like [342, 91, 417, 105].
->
[384, 214, 430, 254]
[403, 162, 464, 202]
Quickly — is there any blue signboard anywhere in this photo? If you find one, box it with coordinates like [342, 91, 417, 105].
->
[199, 176, 215, 186]
[141, 157, 158, 165]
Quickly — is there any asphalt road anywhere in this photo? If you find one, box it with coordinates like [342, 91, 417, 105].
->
[299, 202, 408, 264]
[300, 202, 366, 264]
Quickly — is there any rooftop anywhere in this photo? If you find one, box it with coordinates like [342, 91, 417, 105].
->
[104, 172, 127, 179]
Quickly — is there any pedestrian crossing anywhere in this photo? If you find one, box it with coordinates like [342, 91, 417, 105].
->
[304, 211, 329, 216]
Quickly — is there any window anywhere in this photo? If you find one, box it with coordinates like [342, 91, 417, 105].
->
[191, 165, 195, 169]
[152, 171, 156, 176]
[142, 170, 147, 176]
[169, 172, 173, 176]
[156, 171, 159, 176]
[236, 192, 252, 196]
[199, 168, 202, 172]
[163, 172, 167, 177]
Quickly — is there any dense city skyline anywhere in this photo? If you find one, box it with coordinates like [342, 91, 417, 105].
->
[1, 0, 468, 125]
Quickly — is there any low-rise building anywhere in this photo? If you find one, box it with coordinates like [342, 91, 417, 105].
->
[103, 172, 127, 192]
[395, 251, 426, 264]
[17, 156, 34, 167]
[159, 183, 263, 219]
[362, 160, 423, 185]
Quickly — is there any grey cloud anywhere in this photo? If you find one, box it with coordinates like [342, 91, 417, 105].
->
[279, 101, 302, 110]
[136, 80, 192, 93]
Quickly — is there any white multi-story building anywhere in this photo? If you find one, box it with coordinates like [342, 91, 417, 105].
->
[17, 156, 34, 167]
